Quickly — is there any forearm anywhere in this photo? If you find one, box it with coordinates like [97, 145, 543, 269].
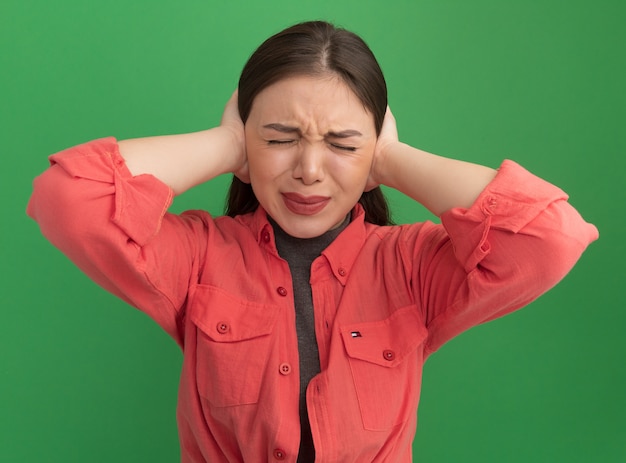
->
[119, 127, 239, 196]
[378, 142, 497, 216]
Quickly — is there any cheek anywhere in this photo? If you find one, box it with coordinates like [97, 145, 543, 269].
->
[250, 143, 298, 170]
[332, 148, 375, 177]
[245, 142, 271, 177]
[247, 160, 271, 189]
[246, 147, 292, 188]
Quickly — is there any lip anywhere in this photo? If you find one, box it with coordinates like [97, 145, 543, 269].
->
[281, 192, 330, 215]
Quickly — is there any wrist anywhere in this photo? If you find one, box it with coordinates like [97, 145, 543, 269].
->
[210, 126, 246, 176]
[371, 140, 406, 189]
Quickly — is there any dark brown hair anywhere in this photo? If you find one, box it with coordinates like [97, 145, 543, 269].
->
[226, 20, 392, 225]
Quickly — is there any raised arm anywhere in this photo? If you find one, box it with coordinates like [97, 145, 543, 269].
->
[368, 108, 497, 216]
[27, 92, 246, 345]
[370, 109, 598, 354]
[120, 91, 248, 195]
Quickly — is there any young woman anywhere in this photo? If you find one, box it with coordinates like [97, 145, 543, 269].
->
[28, 21, 598, 463]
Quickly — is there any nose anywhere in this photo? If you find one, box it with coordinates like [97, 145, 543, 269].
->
[293, 143, 325, 185]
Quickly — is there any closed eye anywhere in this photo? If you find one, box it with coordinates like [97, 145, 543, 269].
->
[267, 140, 356, 151]
[268, 140, 295, 146]
[331, 144, 357, 152]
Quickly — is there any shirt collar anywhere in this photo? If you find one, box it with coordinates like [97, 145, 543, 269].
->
[321, 204, 367, 285]
[245, 204, 369, 285]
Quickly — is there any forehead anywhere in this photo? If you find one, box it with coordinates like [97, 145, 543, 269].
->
[249, 75, 374, 130]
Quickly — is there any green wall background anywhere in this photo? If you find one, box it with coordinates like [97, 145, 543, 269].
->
[2, 0, 623, 461]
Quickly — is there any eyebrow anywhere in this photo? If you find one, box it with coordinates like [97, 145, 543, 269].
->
[327, 129, 363, 139]
[262, 123, 363, 138]
[263, 123, 301, 135]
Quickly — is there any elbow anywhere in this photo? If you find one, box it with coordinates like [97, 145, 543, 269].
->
[532, 235, 592, 292]
[476, 214, 598, 307]
[502, 223, 598, 300]
[28, 164, 68, 238]
[28, 164, 108, 251]
[528, 200, 599, 290]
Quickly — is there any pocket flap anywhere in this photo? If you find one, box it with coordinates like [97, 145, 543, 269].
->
[189, 285, 280, 342]
[341, 306, 428, 367]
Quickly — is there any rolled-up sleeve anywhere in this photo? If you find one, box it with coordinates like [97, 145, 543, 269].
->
[420, 160, 599, 354]
[27, 138, 209, 345]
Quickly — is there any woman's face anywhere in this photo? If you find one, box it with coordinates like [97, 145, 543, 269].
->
[244, 74, 377, 238]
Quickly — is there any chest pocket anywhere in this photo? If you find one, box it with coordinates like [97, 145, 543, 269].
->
[341, 306, 428, 431]
[189, 285, 280, 407]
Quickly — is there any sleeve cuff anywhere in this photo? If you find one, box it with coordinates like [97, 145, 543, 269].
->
[49, 137, 174, 246]
[440, 160, 569, 271]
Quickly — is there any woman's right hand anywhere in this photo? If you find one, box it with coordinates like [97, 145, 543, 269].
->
[220, 90, 249, 183]
[119, 90, 250, 195]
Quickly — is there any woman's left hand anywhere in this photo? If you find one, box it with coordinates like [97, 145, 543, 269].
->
[366, 106, 399, 191]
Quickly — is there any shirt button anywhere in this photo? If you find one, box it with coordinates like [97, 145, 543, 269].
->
[216, 322, 230, 334]
[482, 195, 497, 214]
[276, 286, 288, 297]
[279, 363, 292, 375]
[383, 349, 396, 361]
[262, 230, 271, 243]
[338, 267, 347, 276]
[273, 448, 286, 460]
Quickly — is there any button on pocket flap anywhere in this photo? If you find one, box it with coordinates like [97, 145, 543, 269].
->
[341, 306, 428, 367]
[189, 285, 280, 342]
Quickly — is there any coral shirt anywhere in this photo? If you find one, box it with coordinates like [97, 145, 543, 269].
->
[27, 138, 598, 462]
